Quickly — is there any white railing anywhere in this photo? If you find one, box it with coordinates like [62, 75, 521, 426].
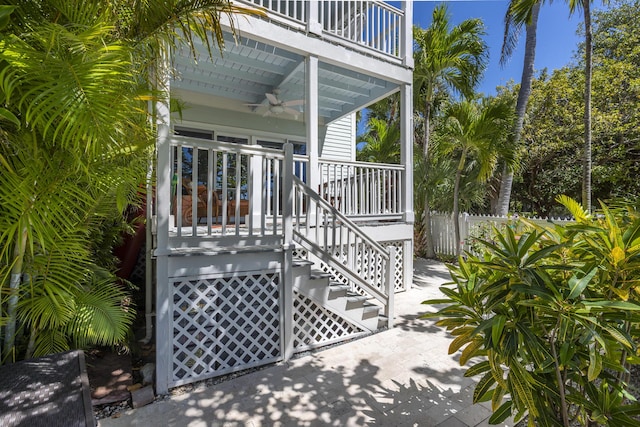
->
[430, 212, 574, 257]
[170, 135, 289, 239]
[319, 1, 403, 57]
[292, 175, 394, 327]
[319, 159, 403, 220]
[244, 0, 307, 22]
[239, 0, 405, 59]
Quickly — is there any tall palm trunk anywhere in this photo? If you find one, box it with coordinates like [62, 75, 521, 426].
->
[3, 226, 27, 362]
[582, 0, 593, 212]
[422, 99, 436, 258]
[453, 149, 467, 257]
[496, 2, 541, 216]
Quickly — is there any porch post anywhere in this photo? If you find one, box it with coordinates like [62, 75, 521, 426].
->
[307, 0, 322, 36]
[154, 49, 172, 395]
[401, 1, 414, 69]
[305, 55, 320, 193]
[281, 143, 295, 360]
[400, 83, 414, 224]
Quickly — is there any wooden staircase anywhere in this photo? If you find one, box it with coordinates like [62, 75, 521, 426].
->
[292, 258, 388, 334]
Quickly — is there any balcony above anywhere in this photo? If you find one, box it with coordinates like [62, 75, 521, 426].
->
[237, 0, 411, 63]
[172, 2, 411, 125]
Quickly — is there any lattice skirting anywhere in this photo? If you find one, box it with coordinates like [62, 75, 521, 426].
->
[293, 291, 365, 352]
[170, 271, 281, 386]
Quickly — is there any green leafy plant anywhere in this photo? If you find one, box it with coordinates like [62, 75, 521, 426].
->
[424, 197, 640, 426]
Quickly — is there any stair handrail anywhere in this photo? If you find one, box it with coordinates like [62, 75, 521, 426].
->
[291, 175, 394, 311]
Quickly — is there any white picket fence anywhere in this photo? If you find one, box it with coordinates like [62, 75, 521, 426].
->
[430, 212, 573, 257]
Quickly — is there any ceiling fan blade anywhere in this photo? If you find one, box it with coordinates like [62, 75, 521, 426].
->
[265, 93, 279, 104]
[283, 99, 304, 107]
[283, 107, 301, 117]
[245, 103, 264, 107]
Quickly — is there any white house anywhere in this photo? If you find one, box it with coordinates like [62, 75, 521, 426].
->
[151, 0, 414, 394]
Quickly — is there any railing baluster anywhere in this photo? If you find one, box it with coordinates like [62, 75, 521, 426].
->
[176, 145, 183, 236]
[192, 148, 198, 236]
[207, 148, 214, 235]
[222, 153, 228, 234]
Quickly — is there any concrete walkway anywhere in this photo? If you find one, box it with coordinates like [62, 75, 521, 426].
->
[98, 259, 513, 427]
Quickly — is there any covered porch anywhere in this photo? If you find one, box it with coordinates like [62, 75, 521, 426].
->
[151, 0, 414, 394]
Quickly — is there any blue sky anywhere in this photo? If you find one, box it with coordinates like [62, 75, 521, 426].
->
[411, 0, 586, 95]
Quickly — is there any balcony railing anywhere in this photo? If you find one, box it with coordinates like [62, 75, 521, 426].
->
[167, 136, 404, 241]
[240, 0, 406, 59]
[319, 1, 403, 58]
[320, 159, 404, 220]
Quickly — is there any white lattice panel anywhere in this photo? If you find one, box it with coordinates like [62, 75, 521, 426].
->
[383, 241, 405, 292]
[171, 272, 281, 386]
[293, 291, 364, 351]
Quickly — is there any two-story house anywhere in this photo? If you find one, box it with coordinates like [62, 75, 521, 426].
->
[150, 0, 414, 394]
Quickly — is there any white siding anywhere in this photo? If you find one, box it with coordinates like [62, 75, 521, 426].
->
[321, 115, 355, 160]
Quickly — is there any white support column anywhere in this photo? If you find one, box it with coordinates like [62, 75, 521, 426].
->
[307, 0, 322, 36]
[281, 143, 294, 359]
[385, 246, 396, 328]
[401, 1, 414, 69]
[306, 55, 320, 194]
[250, 138, 263, 232]
[400, 83, 414, 224]
[403, 239, 413, 291]
[154, 50, 172, 395]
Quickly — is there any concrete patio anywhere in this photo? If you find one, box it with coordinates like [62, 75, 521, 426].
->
[98, 258, 514, 427]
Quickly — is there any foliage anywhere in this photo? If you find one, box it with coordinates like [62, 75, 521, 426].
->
[356, 117, 401, 164]
[413, 4, 488, 258]
[424, 198, 640, 426]
[510, 0, 640, 216]
[440, 97, 514, 255]
[0, 0, 245, 362]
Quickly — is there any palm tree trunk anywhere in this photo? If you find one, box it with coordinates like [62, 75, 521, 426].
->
[582, 0, 593, 212]
[496, 1, 540, 216]
[3, 226, 27, 362]
[422, 100, 435, 258]
[453, 150, 467, 257]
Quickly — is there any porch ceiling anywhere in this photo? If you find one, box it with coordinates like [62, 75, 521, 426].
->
[172, 32, 397, 123]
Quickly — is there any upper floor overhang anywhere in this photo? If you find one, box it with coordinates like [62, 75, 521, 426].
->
[172, 2, 413, 125]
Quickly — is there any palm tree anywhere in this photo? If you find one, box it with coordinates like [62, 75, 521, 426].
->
[357, 117, 401, 164]
[502, 0, 605, 212]
[495, 0, 541, 216]
[442, 98, 513, 256]
[0, 0, 250, 362]
[413, 4, 488, 258]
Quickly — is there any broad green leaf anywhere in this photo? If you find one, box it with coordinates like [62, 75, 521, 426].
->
[559, 342, 573, 367]
[474, 371, 496, 404]
[509, 364, 537, 417]
[0, 5, 15, 30]
[491, 383, 506, 411]
[460, 337, 483, 365]
[588, 346, 602, 381]
[602, 324, 634, 349]
[465, 360, 491, 377]
[488, 400, 512, 425]
[491, 315, 506, 346]
[610, 246, 626, 266]
[449, 331, 473, 354]
[568, 268, 597, 299]
[580, 300, 640, 311]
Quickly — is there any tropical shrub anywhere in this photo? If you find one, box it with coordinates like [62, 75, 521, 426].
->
[424, 197, 640, 426]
